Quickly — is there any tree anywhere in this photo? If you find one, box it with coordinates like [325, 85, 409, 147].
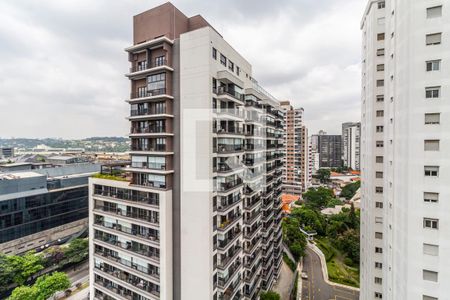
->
[62, 238, 88, 264]
[8, 286, 38, 300]
[0, 254, 14, 292]
[34, 272, 70, 300]
[336, 229, 360, 264]
[303, 187, 335, 209]
[348, 203, 358, 229]
[8, 251, 44, 285]
[340, 181, 361, 200]
[260, 291, 281, 300]
[316, 168, 331, 183]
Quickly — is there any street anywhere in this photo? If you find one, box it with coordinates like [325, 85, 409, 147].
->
[302, 247, 359, 300]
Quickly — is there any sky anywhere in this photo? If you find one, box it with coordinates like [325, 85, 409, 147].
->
[0, 0, 366, 139]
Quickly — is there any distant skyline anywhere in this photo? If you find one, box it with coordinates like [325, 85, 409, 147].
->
[0, 0, 365, 138]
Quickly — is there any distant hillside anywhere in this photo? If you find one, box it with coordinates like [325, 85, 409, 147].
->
[0, 137, 130, 152]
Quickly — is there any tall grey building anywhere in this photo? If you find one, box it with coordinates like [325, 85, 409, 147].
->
[361, 1, 449, 299]
[311, 133, 342, 168]
[342, 122, 361, 170]
[89, 3, 284, 300]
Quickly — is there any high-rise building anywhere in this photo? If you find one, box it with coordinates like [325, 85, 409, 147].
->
[361, 1, 449, 299]
[342, 122, 361, 170]
[311, 132, 342, 168]
[280, 101, 309, 195]
[0, 164, 99, 255]
[0, 147, 14, 159]
[89, 3, 284, 300]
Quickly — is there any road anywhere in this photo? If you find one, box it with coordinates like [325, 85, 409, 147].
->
[302, 247, 359, 300]
[272, 261, 294, 300]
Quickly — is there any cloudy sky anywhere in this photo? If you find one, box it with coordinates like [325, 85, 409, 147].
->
[0, 0, 366, 139]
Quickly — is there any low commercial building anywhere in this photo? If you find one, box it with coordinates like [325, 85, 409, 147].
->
[0, 164, 100, 254]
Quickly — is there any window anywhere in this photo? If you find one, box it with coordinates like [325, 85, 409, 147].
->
[375, 217, 383, 224]
[376, 110, 384, 117]
[376, 141, 384, 148]
[376, 171, 383, 178]
[375, 277, 382, 284]
[426, 33, 442, 45]
[376, 156, 384, 163]
[375, 232, 383, 239]
[377, 48, 385, 56]
[423, 218, 439, 229]
[426, 87, 440, 99]
[236, 66, 240, 76]
[378, 1, 385, 9]
[376, 95, 384, 102]
[377, 80, 384, 87]
[154, 56, 165, 67]
[376, 202, 383, 208]
[423, 296, 438, 300]
[427, 6, 442, 18]
[376, 186, 383, 193]
[212, 47, 217, 60]
[424, 192, 439, 203]
[376, 126, 384, 132]
[375, 292, 383, 299]
[377, 64, 385, 71]
[424, 140, 440, 151]
[423, 243, 439, 256]
[375, 247, 383, 253]
[147, 73, 166, 94]
[425, 113, 440, 124]
[426, 60, 441, 71]
[423, 270, 438, 282]
[220, 54, 227, 66]
[375, 262, 383, 269]
[424, 166, 439, 177]
[228, 60, 234, 72]
[137, 60, 148, 71]
[377, 33, 385, 41]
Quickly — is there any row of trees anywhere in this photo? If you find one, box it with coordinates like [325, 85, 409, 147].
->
[0, 238, 88, 294]
[9, 272, 70, 300]
[297, 186, 360, 266]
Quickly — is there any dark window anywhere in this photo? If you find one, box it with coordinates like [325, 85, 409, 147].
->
[220, 54, 227, 66]
[212, 47, 217, 60]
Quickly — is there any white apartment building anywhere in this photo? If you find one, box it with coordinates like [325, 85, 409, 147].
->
[89, 3, 283, 300]
[342, 122, 361, 171]
[360, 1, 449, 300]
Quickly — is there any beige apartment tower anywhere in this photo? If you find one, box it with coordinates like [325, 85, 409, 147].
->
[89, 3, 284, 300]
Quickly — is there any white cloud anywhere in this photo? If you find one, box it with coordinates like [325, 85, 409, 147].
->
[0, 0, 365, 138]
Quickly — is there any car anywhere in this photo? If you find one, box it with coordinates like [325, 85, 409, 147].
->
[301, 272, 308, 280]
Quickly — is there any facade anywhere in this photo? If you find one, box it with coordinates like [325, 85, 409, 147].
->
[360, 1, 449, 300]
[0, 164, 99, 254]
[312, 132, 342, 168]
[89, 3, 284, 300]
[342, 122, 361, 170]
[1, 147, 14, 158]
[280, 101, 309, 195]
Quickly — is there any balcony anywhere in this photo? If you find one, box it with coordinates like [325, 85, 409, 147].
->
[94, 248, 159, 281]
[130, 144, 168, 153]
[218, 213, 241, 232]
[214, 127, 245, 136]
[94, 218, 159, 244]
[130, 126, 170, 135]
[94, 205, 159, 227]
[214, 108, 244, 119]
[243, 211, 261, 226]
[244, 236, 261, 255]
[215, 86, 244, 102]
[94, 233, 159, 262]
[126, 59, 173, 79]
[218, 245, 242, 270]
[216, 178, 243, 193]
[93, 188, 159, 207]
[215, 144, 244, 155]
[245, 99, 263, 110]
[245, 144, 265, 151]
[218, 260, 242, 289]
[243, 196, 261, 211]
[94, 262, 160, 297]
[215, 162, 243, 174]
[129, 88, 172, 101]
[217, 195, 241, 212]
[244, 223, 262, 240]
[218, 227, 242, 251]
